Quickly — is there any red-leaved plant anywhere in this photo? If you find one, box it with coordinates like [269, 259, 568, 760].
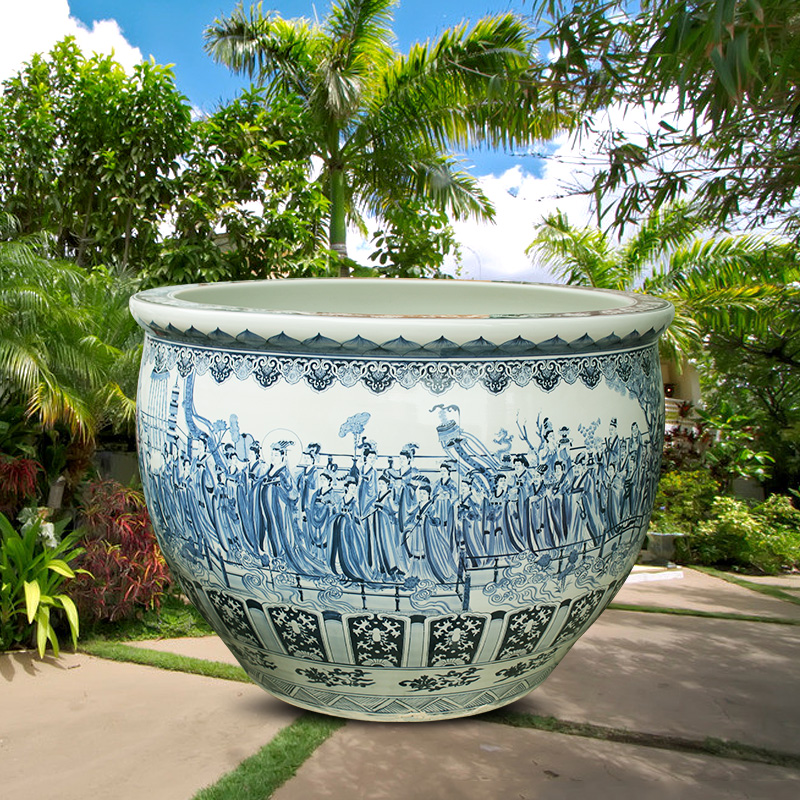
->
[70, 480, 172, 623]
[0, 456, 41, 516]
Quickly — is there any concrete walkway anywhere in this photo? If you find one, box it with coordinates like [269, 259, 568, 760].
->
[2, 567, 799, 799]
[0, 650, 299, 800]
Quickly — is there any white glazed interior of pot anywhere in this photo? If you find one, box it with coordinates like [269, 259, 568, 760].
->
[173, 279, 631, 317]
[131, 279, 674, 347]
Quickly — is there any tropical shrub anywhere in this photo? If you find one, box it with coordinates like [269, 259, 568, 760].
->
[677, 494, 800, 574]
[661, 413, 710, 474]
[69, 480, 172, 624]
[0, 401, 40, 459]
[0, 455, 41, 516]
[367, 199, 462, 278]
[698, 405, 774, 492]
[0, 404, 73, 506]
[649, 469, 720, 534]
[0, 233, 142, 445]
[701, 310, 800, 494]
[0, 509, 84, 656]
[149, 90, 332, 285]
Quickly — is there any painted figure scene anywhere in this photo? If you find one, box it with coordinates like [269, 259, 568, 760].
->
[139, 377, 660, 596]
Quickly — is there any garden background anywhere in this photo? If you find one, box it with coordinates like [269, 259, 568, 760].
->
[1, 0, 798, 656]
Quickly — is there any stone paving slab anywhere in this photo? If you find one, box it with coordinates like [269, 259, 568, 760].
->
[614, 567, 800, 620]
[512, 609, 800, 752]
[132, 568, 800, 753]
[272, 719, 800, 800]
[5, 568, 797, 800]
[0, 650, 298, 800]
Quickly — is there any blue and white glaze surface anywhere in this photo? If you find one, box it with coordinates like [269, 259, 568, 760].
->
[133, 279, 673, 721]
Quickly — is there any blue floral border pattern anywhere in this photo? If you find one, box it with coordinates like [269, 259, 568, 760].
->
[142, 335, 659, 398]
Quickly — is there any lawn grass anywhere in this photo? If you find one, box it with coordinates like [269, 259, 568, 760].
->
[191, 713, 345, 800]
[483, 710, 800, 769]
[80, 639, 250, 683]
[81, 589, 214, 642]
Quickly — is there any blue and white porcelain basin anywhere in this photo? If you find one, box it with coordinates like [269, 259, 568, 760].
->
[131, 278, 673, 720]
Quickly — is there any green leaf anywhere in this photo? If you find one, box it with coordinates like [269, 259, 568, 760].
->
[0, 511, 17, 539]
[35, 605, 50, 658]
[47, 559, 76, 578]
[3, 536, 27, 570]
[24, 579, 41, 623]
[58, 594, 80, 648]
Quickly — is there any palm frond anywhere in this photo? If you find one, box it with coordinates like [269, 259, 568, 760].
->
[313, 60, 367, 120]
[325, 0, 397, 67]
[204, 2, 321, 97]
[618, 203, 700, 281]
[364, 14, 565, 153]
[655, 303, 703, 363]
[27, 379, 95, 441]
[350, 144, 493, 221]
[0, 338, 47, 396]
[93, 382, 138, 431]
[528, 206, 799, 363]
[0, 211, 20, 238]
[527, 211, 623, 288]
[0, 230, 143, 440]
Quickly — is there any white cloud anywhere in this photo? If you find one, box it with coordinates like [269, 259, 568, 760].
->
[0, 0, 141, 81]
[345, 154, 597, 284]
[346, 145, 600, 283]
[72, 18, 142, 72]
[446, 162, 592, 283]
[444, 98, 694, 283]
[438, 141, 599, 283]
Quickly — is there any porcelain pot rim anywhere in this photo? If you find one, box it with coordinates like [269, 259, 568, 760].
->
[130, 278, 674, 353]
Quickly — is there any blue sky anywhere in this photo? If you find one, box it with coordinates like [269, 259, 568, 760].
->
[66, 0, 534, 177]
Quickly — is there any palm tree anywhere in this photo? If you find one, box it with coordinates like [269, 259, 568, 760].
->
[204, 0, 567, 274]
[0, 216, 140, 444]
[527, 205, 797, 361]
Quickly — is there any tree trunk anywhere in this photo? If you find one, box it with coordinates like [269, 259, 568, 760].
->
[122, 203, 133, 270]
[327, 126, 349, 277]
[329, 165, 349, 276]
[76, 191, 94, 267]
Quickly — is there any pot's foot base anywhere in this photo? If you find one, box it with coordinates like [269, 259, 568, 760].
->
[244, 664, 557, 722]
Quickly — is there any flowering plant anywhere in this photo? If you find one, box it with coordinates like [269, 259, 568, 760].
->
[19, 507, 59, 547]
[0, 509, 87, 656]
